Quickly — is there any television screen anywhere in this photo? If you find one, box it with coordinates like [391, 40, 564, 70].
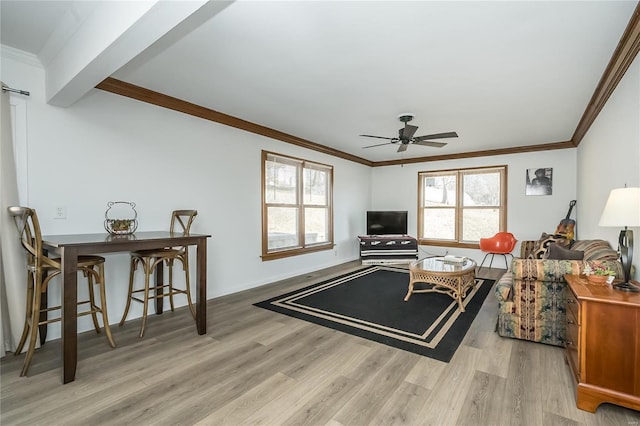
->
[366, 211, 408, 235]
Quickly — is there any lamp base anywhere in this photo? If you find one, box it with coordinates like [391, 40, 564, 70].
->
[613, 281, 640, 293]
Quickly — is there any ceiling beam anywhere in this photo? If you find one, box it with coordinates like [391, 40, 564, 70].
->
[46, 1, 213, 107]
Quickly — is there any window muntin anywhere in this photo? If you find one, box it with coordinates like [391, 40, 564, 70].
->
[418, 166, 506, 247]
[263, 151, 333, 259]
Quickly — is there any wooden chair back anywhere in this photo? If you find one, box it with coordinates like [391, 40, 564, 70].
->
[8, 206, 57, 270]
[170, 210, 198, 235]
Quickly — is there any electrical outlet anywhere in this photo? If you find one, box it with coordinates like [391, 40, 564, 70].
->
[55, 206, 66, 219]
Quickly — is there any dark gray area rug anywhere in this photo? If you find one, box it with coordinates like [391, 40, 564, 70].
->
[254, 266, 494, 362]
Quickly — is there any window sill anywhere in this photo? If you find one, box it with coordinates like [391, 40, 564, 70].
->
[262, 243, 334, 261]
[417, 240, 480, 250]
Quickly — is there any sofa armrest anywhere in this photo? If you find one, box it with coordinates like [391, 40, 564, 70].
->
[511, 258, 623, 282]
[494, 272, 514, 302]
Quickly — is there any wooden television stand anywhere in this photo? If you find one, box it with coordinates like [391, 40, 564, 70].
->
[358, 235, 418, 265]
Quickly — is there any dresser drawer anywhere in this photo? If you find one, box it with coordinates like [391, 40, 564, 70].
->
[566, 290, 580, 325]
[565, 319, 580, 378]
[565, 285, 581, 380]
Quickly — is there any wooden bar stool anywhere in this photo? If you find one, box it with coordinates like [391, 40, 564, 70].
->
[8, 206, 116, 376]
[119, 210, 197, 337]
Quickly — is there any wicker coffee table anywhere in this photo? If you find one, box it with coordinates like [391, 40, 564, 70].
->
[404, 256, 477, 312]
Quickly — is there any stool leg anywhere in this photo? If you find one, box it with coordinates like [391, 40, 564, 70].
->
[168, 258, 175, 312]
[479, 253, 490, 269]
[139, 258, 152, 338]
[20, 271, 43, 376]
[96, 263, 116, 348]
[488, 254, 495, 268]
[119, 257, 137, 326]
[85, 268, 101, 333]
[15, 273, 35, 355]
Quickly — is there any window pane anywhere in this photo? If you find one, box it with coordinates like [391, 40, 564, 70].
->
[265, 160, 298, 204]
[463, 173, 501, 206]
[423, 175, 456, 207]
[462, 208, 500, 241]
[422, 208, 455, 240]
[267, 206, 299, 250]
[303, 168, 327, 205]
[304, 207, 328, 244]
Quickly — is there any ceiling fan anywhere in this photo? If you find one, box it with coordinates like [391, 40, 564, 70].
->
[360, 113, 458, 153]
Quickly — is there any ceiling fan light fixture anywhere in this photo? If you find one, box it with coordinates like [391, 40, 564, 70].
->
[397, 113, 415, 123]
[361, 114, 458, 152]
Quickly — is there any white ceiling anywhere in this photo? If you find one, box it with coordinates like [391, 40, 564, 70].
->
[1, 1, 637, 163]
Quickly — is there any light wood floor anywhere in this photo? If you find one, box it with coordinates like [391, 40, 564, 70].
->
[1, 261, 639, 425]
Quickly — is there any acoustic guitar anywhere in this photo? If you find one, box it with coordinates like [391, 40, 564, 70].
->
[555, 200, 577, 240]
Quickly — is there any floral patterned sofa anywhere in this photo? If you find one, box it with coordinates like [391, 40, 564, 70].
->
[494, 238, 622, 347]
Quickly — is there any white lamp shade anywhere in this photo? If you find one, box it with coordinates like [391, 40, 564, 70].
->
[598, 187, 640, 227]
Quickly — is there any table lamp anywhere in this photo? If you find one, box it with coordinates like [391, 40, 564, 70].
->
[598, 186, 640, 292]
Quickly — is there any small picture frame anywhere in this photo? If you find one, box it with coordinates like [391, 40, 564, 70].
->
[525, 167, 552, 196]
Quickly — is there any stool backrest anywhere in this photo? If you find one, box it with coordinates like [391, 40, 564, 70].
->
[8, 206, 59, 270]
[170, 210, 198, 235]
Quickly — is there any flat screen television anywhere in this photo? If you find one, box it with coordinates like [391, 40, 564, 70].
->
[366, 211, 408, 235]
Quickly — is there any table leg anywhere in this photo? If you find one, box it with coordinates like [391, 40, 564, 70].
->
[196, 238, 207, 335]
[61, 247, 78, 384]
[404, 279, 414, 301]
[155, 261, 164, 314]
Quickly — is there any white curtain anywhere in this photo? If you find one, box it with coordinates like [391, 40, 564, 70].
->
[0, 83, 27, 356]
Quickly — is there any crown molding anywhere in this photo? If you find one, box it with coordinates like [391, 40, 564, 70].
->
[571, 1, 640, 145]
[95, 2, 639, 168]
[96, 78, 374, 167]
[95, 78, 577, 168]
[0, 44, 42, 68]
[371, 141, 575, 167]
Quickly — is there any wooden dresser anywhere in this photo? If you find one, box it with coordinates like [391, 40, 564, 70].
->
[564, 274, 640, 413]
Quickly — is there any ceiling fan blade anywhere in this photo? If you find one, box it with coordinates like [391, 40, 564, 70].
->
[413, 140, 448, 148]
[360, 134, 395, 140]
[397, 143, 409, 153]
[414, 131, 458, 141]
[402, 124, 418, 140]
[363, 141, 395, 149]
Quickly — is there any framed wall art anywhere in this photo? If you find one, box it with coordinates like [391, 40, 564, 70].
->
[525, 167, 552, 196]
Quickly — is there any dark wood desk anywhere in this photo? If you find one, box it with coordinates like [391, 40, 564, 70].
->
[42, 231, 210, 384]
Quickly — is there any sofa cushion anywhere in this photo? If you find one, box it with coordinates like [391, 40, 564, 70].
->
[530, 232, 572, 259]
[543, 243, 584, 260]
[570, 239, 619, 261]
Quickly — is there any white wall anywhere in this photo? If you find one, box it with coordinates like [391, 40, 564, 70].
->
[370, 149, 578, 263]
[2, 51, 371, 340]
[577, 55, 640, 280]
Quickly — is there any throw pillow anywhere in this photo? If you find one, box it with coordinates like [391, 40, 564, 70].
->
[543, 243, 584, 260]
[530, 232, 572, 259]
[571, 239, 619, 261]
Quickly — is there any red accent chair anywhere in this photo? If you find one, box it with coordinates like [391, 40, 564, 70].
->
[479, 232, 517, 269]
